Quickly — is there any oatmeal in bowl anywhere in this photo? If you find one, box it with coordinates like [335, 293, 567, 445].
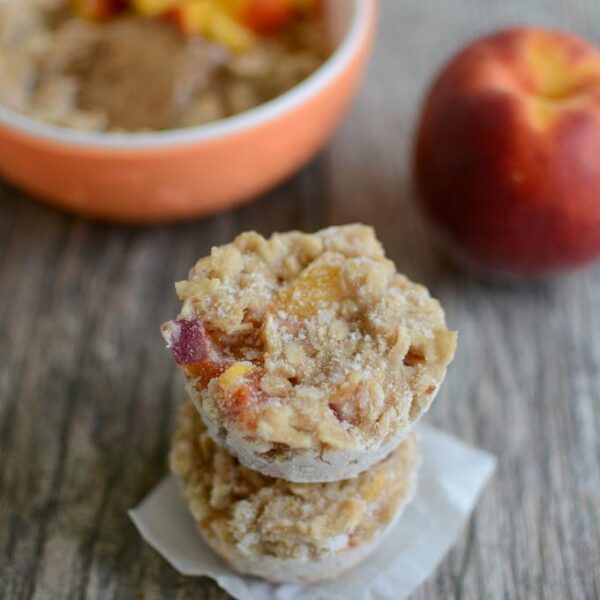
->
[162, 224, 457, 482]
[0, 0, 375, 222]
[0, 0, 329, 131]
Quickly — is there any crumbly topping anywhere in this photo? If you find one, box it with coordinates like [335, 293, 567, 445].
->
[165, 225, 457, 450]
[170, 403, 420, 561]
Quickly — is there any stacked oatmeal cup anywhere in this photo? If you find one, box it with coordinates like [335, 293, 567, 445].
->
[163, 225, 457, 583]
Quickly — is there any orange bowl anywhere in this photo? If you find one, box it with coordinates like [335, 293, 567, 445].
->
[0, 0, 377, 223]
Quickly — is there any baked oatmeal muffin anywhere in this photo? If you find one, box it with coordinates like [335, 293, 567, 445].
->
[170, 403, 420, 583]
[162, 224, 456, 482]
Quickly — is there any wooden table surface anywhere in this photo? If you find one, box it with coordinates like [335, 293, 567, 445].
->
[1, 0, 599, 598]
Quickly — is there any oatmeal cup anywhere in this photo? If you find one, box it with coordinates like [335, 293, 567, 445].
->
[162, 224, 456, 482]
[170, 402, 420, 584]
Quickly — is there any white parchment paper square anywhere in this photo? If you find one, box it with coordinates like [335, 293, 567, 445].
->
[129, 425, 496, 600]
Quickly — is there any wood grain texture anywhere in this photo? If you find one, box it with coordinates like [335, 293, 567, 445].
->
[1, 0, 599, 598]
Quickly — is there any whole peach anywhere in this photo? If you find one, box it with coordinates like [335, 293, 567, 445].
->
[414, 28, 600, 275]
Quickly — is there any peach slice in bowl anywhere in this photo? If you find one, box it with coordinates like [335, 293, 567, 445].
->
[0, 0, 377, 223]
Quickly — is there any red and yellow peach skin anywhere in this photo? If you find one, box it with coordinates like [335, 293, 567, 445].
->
[415, 28, 600, 275]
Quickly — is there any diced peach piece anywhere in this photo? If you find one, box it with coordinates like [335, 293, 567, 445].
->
[73, 0, 125, 20]
[240, 0, 321, 33]
[163, 318, 210, 365]
[272, 263, 344, 320]
[219, 363, 254, 390]
[220, 368, 265, 429]
[210, 6, 256, 51]
[241, 0, 294, 34]
[167, 1, 255, 51]
[131, 0, 178, 17]
[165, 0, 210, 34]
[185, 360, 230, 387]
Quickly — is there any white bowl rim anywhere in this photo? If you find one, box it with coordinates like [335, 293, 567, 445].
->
[0, 0, 372, 150]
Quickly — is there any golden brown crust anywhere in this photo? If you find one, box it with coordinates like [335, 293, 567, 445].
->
[170, 403, 420, 562]
[168, 225, 457, 452]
